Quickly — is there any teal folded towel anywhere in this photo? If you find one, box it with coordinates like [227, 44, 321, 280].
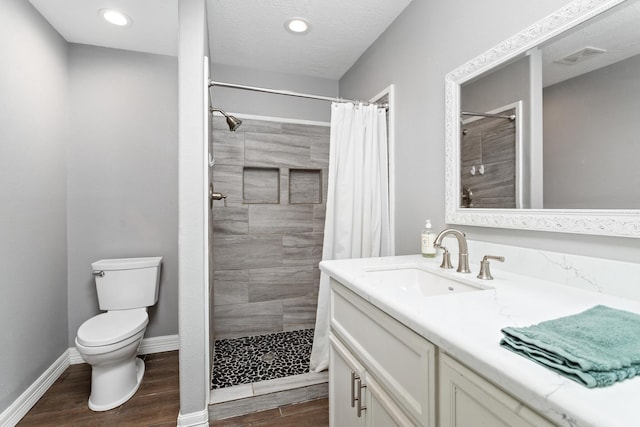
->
[500, 305, 640, 388]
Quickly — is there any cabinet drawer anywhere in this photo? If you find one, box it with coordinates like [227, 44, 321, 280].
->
[331, 279, 436, 427]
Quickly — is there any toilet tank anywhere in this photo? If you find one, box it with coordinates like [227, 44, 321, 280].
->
[91, 257, 163, 310]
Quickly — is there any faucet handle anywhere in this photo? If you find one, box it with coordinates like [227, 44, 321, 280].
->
[477, 255, 505, 280]
[438, 246, 454, 269]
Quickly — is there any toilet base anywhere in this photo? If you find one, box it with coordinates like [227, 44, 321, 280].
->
[88, 357, 145, 411]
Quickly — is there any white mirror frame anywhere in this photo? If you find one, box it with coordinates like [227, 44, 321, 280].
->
[444, 0, 640, 238]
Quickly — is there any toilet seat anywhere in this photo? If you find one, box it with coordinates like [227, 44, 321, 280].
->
[77, 308, 148, 347]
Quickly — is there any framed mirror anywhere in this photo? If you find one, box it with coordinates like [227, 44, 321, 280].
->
[445, 0, 640, 238]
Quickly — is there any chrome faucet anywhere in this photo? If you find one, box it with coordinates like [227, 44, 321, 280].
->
[434, 228, 471, 273]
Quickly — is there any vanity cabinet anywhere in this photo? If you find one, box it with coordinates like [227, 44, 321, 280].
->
[329, 279, 436, 426]
[439, 353, 555, 427]
[329, 277, 557, 427]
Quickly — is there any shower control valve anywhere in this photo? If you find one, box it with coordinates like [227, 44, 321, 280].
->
[209, 183, 227, 208]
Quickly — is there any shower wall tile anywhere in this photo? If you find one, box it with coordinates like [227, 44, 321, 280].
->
[213, 270, 249, 306]
[213, 234, 283, 270]
[248, 205, 314, 233]
[245, 133, 310, 168]
[248, 266, 314, 303]
[289, 169, 322, 204]
[310, 135, 330, 167]
[212, 207, 249, 235]
[212, 119, 330, 339]
[211, 116, 236, 132]
[214, 300, 283, 339]
[461, 110, 516, 208]
[313, 205, 326, 233]
[482, 123, 516, 164]
[282, 123, 330, 137]
[478, 197, 516, 208]
[212, 130, 245, 167]
[283, 233, 324, 266]
[237, 118, 283, 134]
[212, 165, 243, 208]
[283, 296, 318, 331]
[313, 267, 321, 293]
[461, 127, 482, 167]
[280, 168, 290, 206]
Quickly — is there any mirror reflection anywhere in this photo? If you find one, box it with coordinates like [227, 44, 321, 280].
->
[459, 0, 640, 210]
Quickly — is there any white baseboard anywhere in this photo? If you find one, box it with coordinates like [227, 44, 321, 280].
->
[0, 350, 70, 427]
[2, 334, 180, 426]
[139, 334, 180, 354]
[177, 408, 209, 427]
[69, 334, 180, 364]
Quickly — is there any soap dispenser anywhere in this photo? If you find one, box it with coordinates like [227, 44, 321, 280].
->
[421, 220, 437, 258]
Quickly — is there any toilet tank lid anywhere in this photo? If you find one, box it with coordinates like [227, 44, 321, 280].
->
[92, 256, 163, 271]
[77, 309, 148, 347]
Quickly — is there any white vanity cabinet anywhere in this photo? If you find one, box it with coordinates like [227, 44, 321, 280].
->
[329, 276, 557, 427]
[329, 279, 437, 427]
[439, 354, 555, 427]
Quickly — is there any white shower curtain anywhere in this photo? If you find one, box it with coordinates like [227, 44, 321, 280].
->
[309, 102, 391, 372]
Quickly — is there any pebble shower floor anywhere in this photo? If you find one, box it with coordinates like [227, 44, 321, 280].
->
[211, 328, 314, 389]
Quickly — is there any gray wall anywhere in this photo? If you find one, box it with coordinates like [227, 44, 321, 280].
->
[211, 63, 338, 122]
[67, 44, 179, 344]
[543, 53, 640, 209]
[462, 56, 530, 113]
[211, 117, 329, 339]
[339, 0, 640, 262]
[0, 0, 69, 413]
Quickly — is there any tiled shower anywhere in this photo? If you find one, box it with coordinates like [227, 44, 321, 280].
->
[209, 115, 329, 388]
[460, 107, 517, 208]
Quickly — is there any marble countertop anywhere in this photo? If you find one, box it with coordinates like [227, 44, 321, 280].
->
[320, 254, 640, 427]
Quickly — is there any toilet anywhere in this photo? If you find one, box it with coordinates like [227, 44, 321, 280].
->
[75, 256, 162, 411]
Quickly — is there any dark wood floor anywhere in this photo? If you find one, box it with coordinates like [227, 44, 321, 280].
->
[19, 351, 180, 426]
[18, 350, 329, 427]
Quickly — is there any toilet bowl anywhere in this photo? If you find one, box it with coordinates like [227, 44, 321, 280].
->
[75, 309, 149, 411]
[75, 257, 162, 411]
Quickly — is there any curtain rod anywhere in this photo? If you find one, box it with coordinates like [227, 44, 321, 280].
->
[461, 111, 516, 121]
[209, 80, 389, 109]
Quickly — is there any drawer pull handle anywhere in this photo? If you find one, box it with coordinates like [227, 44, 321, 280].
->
[350, 371, 357, 407]
[356, 377, 366, 417]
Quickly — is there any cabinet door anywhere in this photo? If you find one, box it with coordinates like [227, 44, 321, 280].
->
[439, 354, 555, 427]
[365, 372, 414, 427]
[330, 334, 366, 427]
[331, 279, 435, 426]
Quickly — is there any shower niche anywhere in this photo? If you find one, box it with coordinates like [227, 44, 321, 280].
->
[289, 169, 322, 204]
[243, 167, 280, 204]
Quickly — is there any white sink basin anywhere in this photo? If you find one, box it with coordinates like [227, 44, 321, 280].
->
[364, 266, 489, 297]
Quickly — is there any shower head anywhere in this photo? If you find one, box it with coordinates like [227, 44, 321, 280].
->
[210, 107, 242, 132]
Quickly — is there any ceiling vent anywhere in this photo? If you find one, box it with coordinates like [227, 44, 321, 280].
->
[555, 46, 607, 65]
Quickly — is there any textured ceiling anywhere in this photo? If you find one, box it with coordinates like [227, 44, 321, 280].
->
[27, 0, 412, 80]
[207, 0, 413, 79]
[542, 0, 640, 86]
[28, 0, 178, 57]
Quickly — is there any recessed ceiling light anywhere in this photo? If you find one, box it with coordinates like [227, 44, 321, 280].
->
[285, 18, 310, 35]
[99, 9, 133, 27]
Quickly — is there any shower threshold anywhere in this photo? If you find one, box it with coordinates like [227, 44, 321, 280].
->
[208, 371, 328, 421]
